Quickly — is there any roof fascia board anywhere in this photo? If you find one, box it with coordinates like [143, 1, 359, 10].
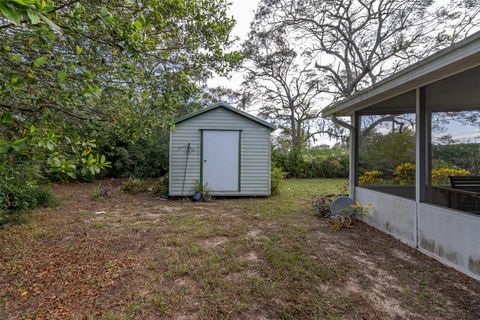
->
[323, 32, 480, 116]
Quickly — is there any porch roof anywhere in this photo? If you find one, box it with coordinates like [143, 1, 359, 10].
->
[322, 31, 480, 117]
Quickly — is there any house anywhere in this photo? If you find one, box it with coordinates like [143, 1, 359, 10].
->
[169, 103, 275, 197]
[323, 32, 480, 280]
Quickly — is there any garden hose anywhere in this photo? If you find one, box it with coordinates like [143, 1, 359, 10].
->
[181, 142, 191, 196]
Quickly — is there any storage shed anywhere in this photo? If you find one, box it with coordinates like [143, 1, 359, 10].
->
[169, 103, 275, 197]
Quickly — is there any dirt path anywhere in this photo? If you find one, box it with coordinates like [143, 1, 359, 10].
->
[1, 179, 479, 319]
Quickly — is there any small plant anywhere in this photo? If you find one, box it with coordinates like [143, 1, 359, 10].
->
[194, 180, 205, 193]
[339, 182, 349, 196]
[120, 178, 145, 194]
[91, 182, 113, 200]
[394, 162, 416, 185]
[359, 170, 383, 185]
[193, 181, 211, 201]
[312, 194, 336, 217]
[329, 202, 372, 230]
[202, 187, 212, 202]
[91, 187, 101, 200]
[271, 166, 284, 196]
[153, 174, 169, 195]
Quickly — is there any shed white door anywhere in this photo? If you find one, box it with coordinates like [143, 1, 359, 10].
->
[203, 130, 239, 192]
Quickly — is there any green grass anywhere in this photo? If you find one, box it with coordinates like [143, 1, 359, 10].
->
[281, 178, 348, 198]
[240, 178, 347, 218]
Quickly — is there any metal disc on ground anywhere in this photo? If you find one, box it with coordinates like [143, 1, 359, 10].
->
[330, 196, 354, 216]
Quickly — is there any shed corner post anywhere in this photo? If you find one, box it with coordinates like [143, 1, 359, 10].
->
[199, 129, 204, 188]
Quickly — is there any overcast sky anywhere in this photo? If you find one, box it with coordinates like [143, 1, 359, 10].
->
[208, 0, 260, 90]
[208, 0, 340, 145]
[208, 1, 480, 147]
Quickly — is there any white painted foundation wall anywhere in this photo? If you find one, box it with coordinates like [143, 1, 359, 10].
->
[355, 186, 480, 281]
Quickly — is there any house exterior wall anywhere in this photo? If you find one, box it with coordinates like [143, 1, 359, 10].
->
[355, 186, 480, 280]
[355, 187, 417, 246]
[169, 107, 271, 196]
[418, 203, 480, 280]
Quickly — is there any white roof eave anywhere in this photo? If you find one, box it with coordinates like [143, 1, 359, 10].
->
[323, 31, 480, 117]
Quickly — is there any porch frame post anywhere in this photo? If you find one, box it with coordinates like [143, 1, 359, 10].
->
[349, 112, 359, 200]
[415, 86, 427, 247]
[416, 87, 427, 203]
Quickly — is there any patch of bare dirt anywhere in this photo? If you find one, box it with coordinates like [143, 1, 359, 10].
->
[242, 251, 263, 263]
[199, 236, 228, 249]
[247, 229, 262, 239]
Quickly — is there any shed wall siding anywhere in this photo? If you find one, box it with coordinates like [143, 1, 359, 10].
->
[169, 108, 271, 196]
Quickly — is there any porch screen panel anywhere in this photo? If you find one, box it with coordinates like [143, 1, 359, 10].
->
[357, 113, 416, 199]
[425, 110, 480, 213]
[423, 66, 480, 214]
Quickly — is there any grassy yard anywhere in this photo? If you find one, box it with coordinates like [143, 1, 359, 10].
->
[1, 179, 479, 319]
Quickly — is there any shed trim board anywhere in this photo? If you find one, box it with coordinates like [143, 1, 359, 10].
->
[238, 132, 242, 192]
[200, 129, 241, 193]
[175, 102, 276, 130]
[169, 104, 273, 197]
[326, 31, 480, 281]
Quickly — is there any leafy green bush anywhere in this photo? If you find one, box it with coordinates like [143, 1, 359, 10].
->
[102, 136, 169, 179]
[153, 174, 169, 195]
[271, 167, 284, 196]
[318, 159, 344, 178]
[0, 164, 40, 212]
[432, 168, 470, 185]
[393, 163, 416, 185]
[32, 185, 58, 208]
[272, 147, 349, 179]
[0, 164, 57, 226]
[120, 178, 146, 194]
[358, 170, 383, 185]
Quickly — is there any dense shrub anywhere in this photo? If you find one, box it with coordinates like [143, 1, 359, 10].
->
[318, 159, 344, 178]
[102, 136, 169, 179]
[273, 147, 349, 179]
[0, 164, 57, 226]
[120, 178, 146, 194]
[271, 167, 284, 196]
[433, 143, 480, 174]
[393, 163, 416, 185]
[33, 186, 59, 208]
[432, 168, 470, 185]
[358, 170, 383, 185]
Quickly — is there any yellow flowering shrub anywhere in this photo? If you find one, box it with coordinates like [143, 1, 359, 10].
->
[393, 162, 416, 185]
[432, 168, 470, 185]
[359, 170, 383, 185]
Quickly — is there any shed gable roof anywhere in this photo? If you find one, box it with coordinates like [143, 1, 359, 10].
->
[174, 102, 276, 130]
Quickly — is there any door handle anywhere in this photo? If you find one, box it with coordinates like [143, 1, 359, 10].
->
[204, 159, 207, 163]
